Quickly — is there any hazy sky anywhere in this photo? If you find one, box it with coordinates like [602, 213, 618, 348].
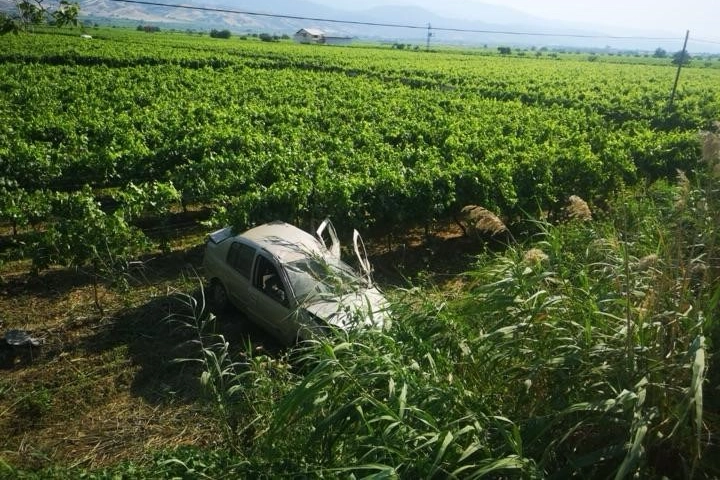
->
[332, 0, 719, 42]
[484, 0, 717, 37]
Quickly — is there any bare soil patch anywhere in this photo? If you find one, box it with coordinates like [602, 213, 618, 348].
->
[0, 217, 488, 469]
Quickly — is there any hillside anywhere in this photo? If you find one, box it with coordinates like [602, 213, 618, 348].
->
[1, 0, 710, 51]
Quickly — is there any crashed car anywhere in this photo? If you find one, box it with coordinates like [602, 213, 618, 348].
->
[202, 219, 388, 345]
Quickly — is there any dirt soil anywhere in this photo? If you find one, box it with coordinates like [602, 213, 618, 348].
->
[0, 218, 489, 470]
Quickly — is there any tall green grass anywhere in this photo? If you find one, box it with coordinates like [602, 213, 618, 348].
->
[154, 132, 718, 478]
[10, 133, 717, 478]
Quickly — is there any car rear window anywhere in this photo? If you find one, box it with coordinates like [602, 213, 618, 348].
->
[227, 242, 255, 278]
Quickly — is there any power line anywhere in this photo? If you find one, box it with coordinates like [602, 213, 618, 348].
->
[107, 0, 682, 41]
[692, 38, 720, 45]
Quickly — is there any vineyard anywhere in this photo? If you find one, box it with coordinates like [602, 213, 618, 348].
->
[1, 28, 720, 477]
[1, 29, 719, 271]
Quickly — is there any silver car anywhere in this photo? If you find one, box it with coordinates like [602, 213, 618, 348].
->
[202, 219, 387, 345]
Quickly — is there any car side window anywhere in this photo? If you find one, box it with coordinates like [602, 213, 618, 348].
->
[254, 256, 288, 306]
[227, 242, 255, 279]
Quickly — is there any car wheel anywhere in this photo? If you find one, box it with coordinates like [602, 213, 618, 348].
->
[209, 280, 230, 313]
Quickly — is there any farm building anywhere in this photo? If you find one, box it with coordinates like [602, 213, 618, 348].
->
[293, 28, 352, 45]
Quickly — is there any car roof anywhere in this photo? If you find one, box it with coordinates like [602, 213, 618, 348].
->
[241, 221, 327, 263]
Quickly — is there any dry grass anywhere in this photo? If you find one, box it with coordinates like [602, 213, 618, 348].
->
[702, 130, 720, 174]
[636, 253, 659, 272]
[3, 396, 220, 469]
[0, 221, 480, 470]
[523, 247, 549, 265]
[675, 169, 692, 210]
[701, 132, 720, 179]
[0, 232, 224, 470]
[459, 205, 508, 236]
[566, 195, 593, 221]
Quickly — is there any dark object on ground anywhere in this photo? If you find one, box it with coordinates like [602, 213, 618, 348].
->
[4, 329, 42, 347]
[1, 329, 43, 368]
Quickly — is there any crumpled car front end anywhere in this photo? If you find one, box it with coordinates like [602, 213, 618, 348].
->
[302, 286, 389, 333]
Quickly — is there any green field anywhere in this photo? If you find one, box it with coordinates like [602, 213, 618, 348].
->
[1, 29, 718, 242]
[1, 28, 719, 478]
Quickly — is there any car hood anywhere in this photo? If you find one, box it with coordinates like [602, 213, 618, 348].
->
[303, 286, 389, 330]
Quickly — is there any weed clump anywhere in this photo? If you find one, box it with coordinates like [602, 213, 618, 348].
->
[458, 204, 508, 236]
[566, 194, 593, 221]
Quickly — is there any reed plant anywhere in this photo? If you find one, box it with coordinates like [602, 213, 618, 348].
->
[162, 133, 719, 478]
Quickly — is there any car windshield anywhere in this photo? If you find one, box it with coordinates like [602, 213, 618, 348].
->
[284, 255, 367, 302]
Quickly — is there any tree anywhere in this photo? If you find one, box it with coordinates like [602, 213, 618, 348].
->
[0, 0, 79, 34]
[0, 13, 19, 34]
[259, 32, 278, 42]
[210, 29, 231, 39]
[653, 47, 667, 58]
[498, 46, 511, 55]
[672, 50, 691, 66]
[51, 0, 79, 27]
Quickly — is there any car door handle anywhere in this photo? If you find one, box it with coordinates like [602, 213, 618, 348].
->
[248, 289, 257, 304]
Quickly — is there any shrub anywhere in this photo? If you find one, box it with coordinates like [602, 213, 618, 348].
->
[210, 29, 231, 39]
[258, 33, 278, 42]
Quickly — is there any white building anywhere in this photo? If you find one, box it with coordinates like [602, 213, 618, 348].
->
[293, 28, 352, 46]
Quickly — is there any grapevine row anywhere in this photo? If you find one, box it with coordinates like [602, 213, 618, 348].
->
[0, 29, 717, 272]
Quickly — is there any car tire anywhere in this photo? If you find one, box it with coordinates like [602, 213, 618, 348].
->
[209, 280, 230, 313]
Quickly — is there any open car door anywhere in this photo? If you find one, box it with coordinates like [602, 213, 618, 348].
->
[353, 229, 373, 286]
[316, 218, 341, 259]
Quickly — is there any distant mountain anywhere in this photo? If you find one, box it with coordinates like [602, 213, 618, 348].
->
[344, 0, 550, 26]
[1, 0, 713, 52]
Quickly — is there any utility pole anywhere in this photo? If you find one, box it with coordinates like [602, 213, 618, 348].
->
[426, 23, 432, 51]
[668, 30, 690, 111]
